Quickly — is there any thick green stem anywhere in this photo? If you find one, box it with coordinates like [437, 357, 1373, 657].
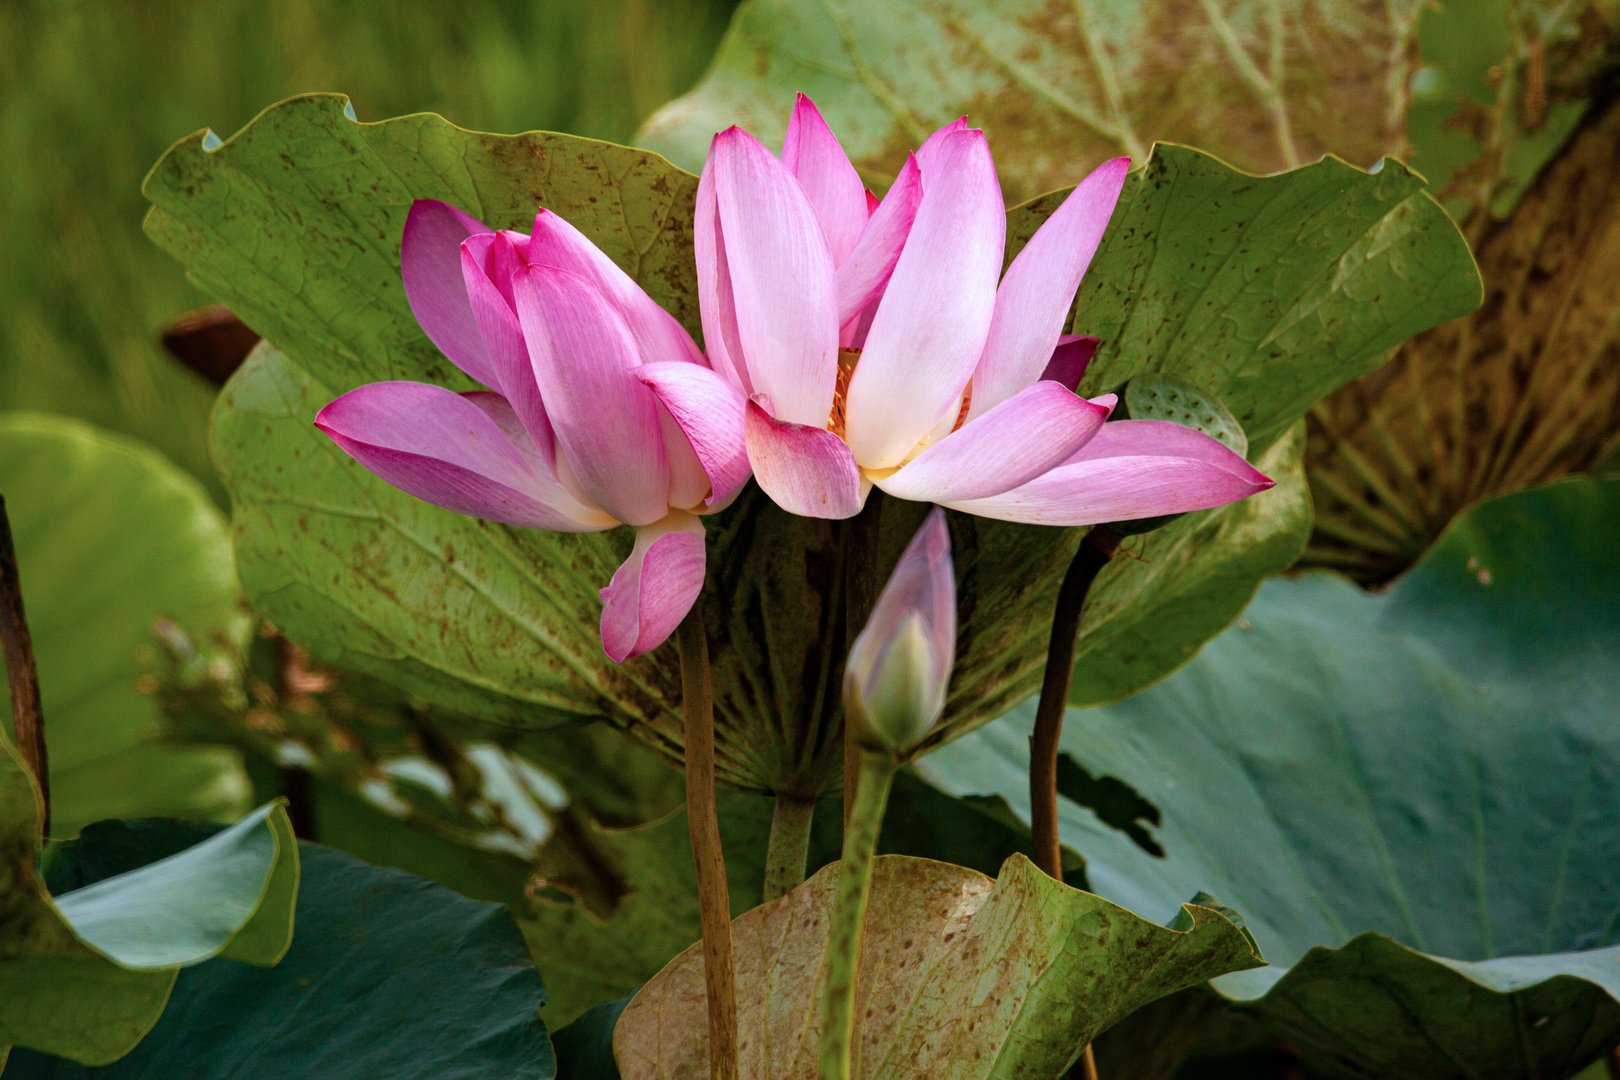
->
[763, 792, 817, 901]
[818, 749, 897, 1080]
[676, 608, 738, 1080]
[0, 495, 47, 836]
[842, 492, 884, 832]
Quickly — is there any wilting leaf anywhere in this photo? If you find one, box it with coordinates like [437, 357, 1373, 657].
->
[0, 414, 251, 835]
[7, 817, 552, 1080]
[615, 854, 1263, 1079]
[923, 477, 1620, 1077]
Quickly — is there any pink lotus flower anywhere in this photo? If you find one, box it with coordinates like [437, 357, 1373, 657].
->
[686, 94, 1273, 523]
[315, 200, 749, 662]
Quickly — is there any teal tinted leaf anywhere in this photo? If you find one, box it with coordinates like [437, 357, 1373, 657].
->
[922, 477, 1620, 1076]
[550, 996, 631, 1080]
[0, 414, 251, 836]
[8, 820, 554, 1080]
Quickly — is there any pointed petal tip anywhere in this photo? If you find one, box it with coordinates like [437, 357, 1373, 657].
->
[744, 397, 864, 519]
[599, 517, 706, 663]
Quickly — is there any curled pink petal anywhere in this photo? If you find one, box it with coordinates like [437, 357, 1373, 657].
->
[745, 396, 864, 519]
[712, 126, 840, 426]
[782, 93, 869, 266]
[314, 381, 611, 531]
[1040, 335, 1100, 393]
[967, 157, 1129, 421]
[845, 129, 1005, 468]
[875, 381, 1110, 503]
[942, 419, 1274, 526]
[402, 199, 498, 387]
[600, 511, 707, 662]
[460, 235, 554, 469]
[636, 361, 751, 512]
[694, 151, 751, 395]
[835, 153, 922, 328]
[511, 265, 670, 526]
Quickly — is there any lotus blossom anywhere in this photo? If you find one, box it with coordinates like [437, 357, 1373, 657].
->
[314, 200, 749, 662]
[676, 94, 1273, 523]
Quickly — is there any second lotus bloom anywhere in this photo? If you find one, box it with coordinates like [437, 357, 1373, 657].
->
[679, 94, 1273, 524]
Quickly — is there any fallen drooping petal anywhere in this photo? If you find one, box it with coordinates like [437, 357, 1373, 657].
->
[512, 265, 670, 526]
[967, 158, 1129, 421]
[845, 129, 1005, 468]
[782, 93, 869, 266]
[1040, 336, 1100, 392]
[836, 153, 922, 329]
[314, 381, 612, 531]
[460, 233, 554, 466]
[744, 396, 865, 519]
[875, 381, 1111, 503]
[943, 419, 1274, 526]
[637, 360, 752, 511]
[599, 510, 707, 662]
[712, 126, 840, 426]
[402, 199, 498, 388]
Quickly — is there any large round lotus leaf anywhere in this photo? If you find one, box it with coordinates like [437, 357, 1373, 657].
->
[0, 414, 251, 836]
[151, 94, 1470, 795]
[921, 477, 1620, 1078]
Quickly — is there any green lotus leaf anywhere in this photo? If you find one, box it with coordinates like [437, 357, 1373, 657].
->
[0, 414, 252, 836]
[921, 476, 1620, 1078]
[6, 815, 552, 1080]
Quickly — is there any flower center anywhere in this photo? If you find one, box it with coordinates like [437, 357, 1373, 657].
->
[828, 347, 862, 438]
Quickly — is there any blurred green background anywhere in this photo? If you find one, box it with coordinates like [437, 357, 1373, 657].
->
[0, 0, 739, 499]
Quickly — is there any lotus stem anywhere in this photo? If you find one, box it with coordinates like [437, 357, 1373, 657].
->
[0, 495, 47, 835]
[842, 492, 885, 832]
[819, 748, 897, 1080]
[763, 791, 817, 901]
[676, 605, 738, 1080]
[1030, 527, 1119, 877]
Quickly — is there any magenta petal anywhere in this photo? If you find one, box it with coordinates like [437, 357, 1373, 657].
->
[511, 265, 670, 526]
[1040, 335, 1100, 392]
[875, 381, 1110, 503]
[636, 361, 751, 512]
[402, 199, 499, 388]
[782, 93, 870, 266]
[845, 129, 1005, 468]
[914, 117, 970, 174]
[460, 236, 555, 469]
[944, 419, 1275, 525]
[314, 382, 610, 531]
[712, 126, 840, 426]
[744, 397, 865, 519]
[835, 153, 922, 327]
[599, 512, 707, 663]
[967, 157, 1129, 421]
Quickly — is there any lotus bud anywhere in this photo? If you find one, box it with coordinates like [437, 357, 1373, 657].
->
[844, 507, 956, 753]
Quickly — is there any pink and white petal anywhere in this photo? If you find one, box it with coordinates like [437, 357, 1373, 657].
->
[402, 199, 498, 387]
[636, 361, 751, 511]
[525, 208, 706, 366]
[844, 129, 1005, 468]
[599, 511, 707, 662]
[835, 153, 922, 326]
[745, 396, 864, 519]
[460, 236, 556, 468]
[694, 148, 752, 395]
[782, 93, 869, 266]
[875, 380, 1110, 503]
[660, 402, 711, 512]
[314, 381, 611, 531]
[1040, 335, 1100, 392]
[712, 126, 840, 426]
[459, 392, 613, 528]
[914, 117, 970, 173]
[512, 265, 670, 526]
[944, 419, 1274, 525]
[966, 157, 1129, 421]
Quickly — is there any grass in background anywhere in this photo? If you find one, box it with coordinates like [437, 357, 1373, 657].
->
[0, 0, 739, 495]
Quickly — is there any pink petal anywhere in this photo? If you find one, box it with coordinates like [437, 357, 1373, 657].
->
[966, 157, 1129, 421]
[844, 129, 1005, 468]
[1040, 335, 1100, 392]
[943, 419, 1274, 525]
[599, 511, 707, 662]
[694, 150, 751, 395]
[744, 396, 865, 519]
[875, 381, 1110, 503]
[781, 94, 869, 267]
[865, 190, 881, 216]
[511, 265, 670, 526]
[914, 117, 970, 173]
[460, 234, 555, 470]
[402, 199, 498, 388]
[854, 506, 956, 695]
[525, 208, 706, 366]
[835, 153, 922, 328]
[712, 126, 840, 426]
[314, 382, 611, 531]
[636, 361, 752, 512]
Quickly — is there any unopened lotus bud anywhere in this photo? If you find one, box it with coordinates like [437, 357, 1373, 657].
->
[844, 508, 955, 753]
